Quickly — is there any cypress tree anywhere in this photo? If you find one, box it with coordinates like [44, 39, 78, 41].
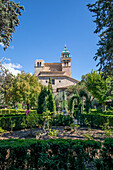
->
[37, 86, 48, 114]
[47, 90, 56, 112]
[48, 77, 52, 91]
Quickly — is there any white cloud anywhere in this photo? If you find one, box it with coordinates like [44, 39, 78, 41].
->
[0, 42, 5, 47]
[2, 63, 22, 76]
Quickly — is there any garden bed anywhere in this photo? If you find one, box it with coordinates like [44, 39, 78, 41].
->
[0, 126, 113, 142]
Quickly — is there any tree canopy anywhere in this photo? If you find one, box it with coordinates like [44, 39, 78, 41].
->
[84, 71, 113, 111]
[87, 0, 113, 76]
[0, 60, 13, 106]
[5, 71, 41, 107]
[0, 0, 24, 49]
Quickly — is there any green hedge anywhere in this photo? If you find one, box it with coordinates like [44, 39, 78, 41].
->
[88, 109, 113, 115]
[0, 138, 112, 169]
[0, 139, 102, 169]
[0, 109, 37, 115]
[95, 138, 113, 169]
[0, 115, 27, 130]
[51, 115, 73, 126]
[0, 113, 73, 131]
[80, 113, 113, 127]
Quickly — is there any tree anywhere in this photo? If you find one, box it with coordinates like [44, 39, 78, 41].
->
[47, 90, 56, 112]
[87, 0, 113, 76]
[84, 71, 113, 111]
[48, 77, 52, 91]
[37, 86, 48, 114]
[0, 60, 13, 106]
[0, 0, 24, 49]
[38, 88, 56, 114]
[66, 81, 88, 96]
[6, 71, 41, 107]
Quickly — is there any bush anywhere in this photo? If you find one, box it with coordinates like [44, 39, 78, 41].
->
[0, 114, 26, 130]
[95, 138, 113, 169]
[51, 114, 73, 126]
[0, 139, 101, 169]
[80, 113, 113, 127]
[0, 109, 37, 115]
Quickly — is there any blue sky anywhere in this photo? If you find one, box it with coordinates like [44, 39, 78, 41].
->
[0, 0, 99, 80]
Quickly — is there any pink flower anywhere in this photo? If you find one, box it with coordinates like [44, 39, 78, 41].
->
[25, 110, 30, 115]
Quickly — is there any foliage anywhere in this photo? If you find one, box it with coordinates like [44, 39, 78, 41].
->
[80, 113, 113, 127]
[0, 109, 37, 130]
[100, 119, 112, 138]
[51, 114, 73, 126]
[26, 112, 39, 136]
[48, 129, 59, 137]
[42, 110, 53, 131]
[37, 86, 48, 114]
[6, 71, 41, 107]
[48, 77, 52, 91]
[87, 0, 113, 76]
[37, 87, 56, 114]
[16, 103, 22, 109]
[0, 138, 102, 169]
[0, 0, 24, 49]
[66, 81, 88, 95]
[84, 71, 113, 111]
[0, 114, 26, 130]
[47, 90, 56, 112]
[0, 60, 14, 106]
[0, 127, 7, 134]
[0, 109, 37, 115]
[100, 138, 113, 169]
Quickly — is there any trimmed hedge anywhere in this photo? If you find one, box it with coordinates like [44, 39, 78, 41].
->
[80, 113, 113, 127]
[0, 114, 26, 130]
[0, 113, 74, 131]
[51, 115, 73, 126]
[0, 139, 101, 169]
[0, 109, 37, 115]
[0, 138, 113, 169]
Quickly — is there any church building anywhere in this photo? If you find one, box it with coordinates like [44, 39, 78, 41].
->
[34, 45, 78, 92]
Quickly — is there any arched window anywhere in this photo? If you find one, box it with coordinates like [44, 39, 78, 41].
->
[37, 62, 39, 67]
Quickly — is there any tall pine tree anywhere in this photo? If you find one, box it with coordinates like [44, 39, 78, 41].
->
[87, 0, 113, 76]
[0, 0, 24, 49]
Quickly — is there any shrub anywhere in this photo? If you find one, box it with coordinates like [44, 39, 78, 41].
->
[0, 114, 26, 130]
[0, 109, 37, 115]
[80, 113, 113, 127]
[51, 114, 73, 126]
[0, 139, 101, 169]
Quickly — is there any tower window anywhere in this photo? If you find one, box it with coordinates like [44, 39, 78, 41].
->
[52, 79, 55, 85]
[37, 62, 39, 67]
[64, 62, 66, 66]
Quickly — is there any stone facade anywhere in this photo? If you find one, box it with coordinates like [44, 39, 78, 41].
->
[34, 45, 78, 92]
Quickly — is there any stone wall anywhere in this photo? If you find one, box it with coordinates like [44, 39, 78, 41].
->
[39, 76, 77, 92]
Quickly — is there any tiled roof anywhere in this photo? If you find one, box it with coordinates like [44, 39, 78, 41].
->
[44, 63, 62, 65]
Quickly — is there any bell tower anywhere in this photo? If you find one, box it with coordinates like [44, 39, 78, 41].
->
[61, 44, 72, 77]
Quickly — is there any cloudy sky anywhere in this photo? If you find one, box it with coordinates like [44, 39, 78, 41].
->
[0, 0, 98, 79]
